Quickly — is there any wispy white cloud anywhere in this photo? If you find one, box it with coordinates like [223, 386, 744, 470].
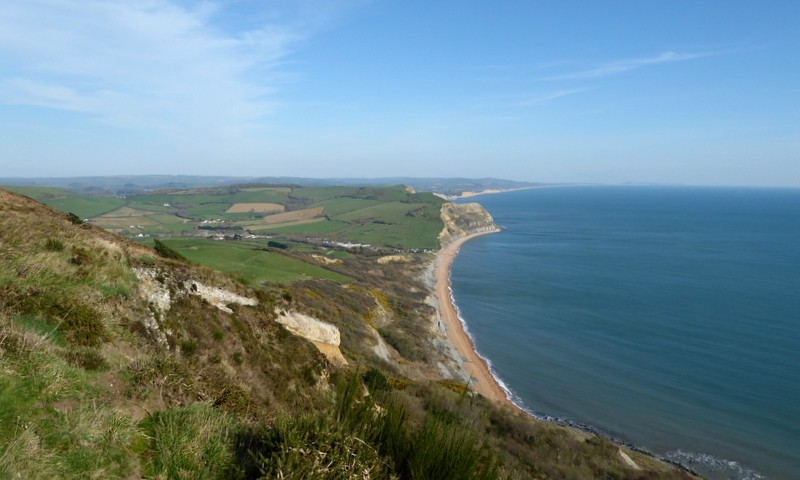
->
[514, 88, 592, 107]
[539, 51, 712, 81]
[0, 0, 338, 141]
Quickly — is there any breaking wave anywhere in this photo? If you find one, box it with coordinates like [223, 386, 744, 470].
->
[666, 450, 766, 480]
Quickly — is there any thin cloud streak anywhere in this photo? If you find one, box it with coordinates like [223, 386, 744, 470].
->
[514, 88, 592, 107]
[0, 1, 315, 140]
[539, 51, 712, 81]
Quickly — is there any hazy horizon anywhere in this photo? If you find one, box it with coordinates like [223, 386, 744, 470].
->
[1, 1, 798, 187]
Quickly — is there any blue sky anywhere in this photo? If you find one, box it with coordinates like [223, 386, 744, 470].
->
[0, 1, 798, 186]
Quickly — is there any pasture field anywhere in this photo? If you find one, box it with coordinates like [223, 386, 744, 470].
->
[43, 196, 126, 218]
[183, 203, 232, 217]
[152, 238, 352, 284]
[268, 219, 351, 235]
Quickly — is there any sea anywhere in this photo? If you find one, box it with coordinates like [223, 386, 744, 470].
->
[450, 186, 800, 480]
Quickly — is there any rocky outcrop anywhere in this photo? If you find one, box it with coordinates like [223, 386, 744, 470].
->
[133, 267, 258, 348]
[275, 311, 347, 366]
[185, 281, 257, 313]
[438, 202, 499, 246]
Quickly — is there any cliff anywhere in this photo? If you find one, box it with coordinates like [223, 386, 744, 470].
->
[439, 201, 499, 246]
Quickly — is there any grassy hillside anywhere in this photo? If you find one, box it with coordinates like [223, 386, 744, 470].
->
[0, 189, 695, 479]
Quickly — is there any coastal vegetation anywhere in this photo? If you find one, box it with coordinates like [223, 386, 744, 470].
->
[0, 188, 694, 479]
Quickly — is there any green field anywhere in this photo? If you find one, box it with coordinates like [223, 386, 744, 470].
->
[5, 184, 444, 283]
[154, 238, 352, 285]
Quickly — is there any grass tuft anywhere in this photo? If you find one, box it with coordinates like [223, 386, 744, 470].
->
[44, 238, 65, 252]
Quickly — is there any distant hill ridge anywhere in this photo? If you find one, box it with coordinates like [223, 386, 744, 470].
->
[0, 175, 542, 197]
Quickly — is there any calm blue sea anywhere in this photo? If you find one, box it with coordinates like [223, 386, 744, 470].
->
[450, 186, 800, 480]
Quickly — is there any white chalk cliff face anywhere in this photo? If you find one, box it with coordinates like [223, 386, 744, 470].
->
[133, 266, 347, 366]
[275, 311, 347, 366]
[133, 267, 258, 348]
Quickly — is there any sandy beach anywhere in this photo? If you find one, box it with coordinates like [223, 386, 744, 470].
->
[434, 229, 512, 406]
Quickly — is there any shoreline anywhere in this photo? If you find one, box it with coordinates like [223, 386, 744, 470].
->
[432, 229, 701, 478]
[434, 228, 514, 406]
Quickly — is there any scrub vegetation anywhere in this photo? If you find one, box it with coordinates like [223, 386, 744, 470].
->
[0, 188, 694, 479]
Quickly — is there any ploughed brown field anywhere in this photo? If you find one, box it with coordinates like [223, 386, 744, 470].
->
[225, 203, 286, 214]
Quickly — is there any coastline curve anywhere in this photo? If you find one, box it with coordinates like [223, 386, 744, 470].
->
[434, 228, 513, 406]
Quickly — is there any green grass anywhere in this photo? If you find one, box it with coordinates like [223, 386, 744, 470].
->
[141, 403, 234, 479]
[1, 186, 127, 218]
[1, 185, 74, 199]
[126, 201, 175, 213]
[159, 238, 352, 284]
[316, 197, 382, 216]
[226, 189, 288, 204]
[44, 197, 126, 219]
[331, 201, 427, 222]
[0, 319, 137, 479]
[322, 201, 442, 249]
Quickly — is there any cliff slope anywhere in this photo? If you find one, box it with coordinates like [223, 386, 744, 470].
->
[439, 201, 499, 246]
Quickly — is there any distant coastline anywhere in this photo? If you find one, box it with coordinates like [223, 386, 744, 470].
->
[433, 184, 584, 201]
[434, 186, 539, 201]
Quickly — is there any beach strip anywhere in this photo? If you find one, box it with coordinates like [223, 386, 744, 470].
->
[434, 229, 512, 406]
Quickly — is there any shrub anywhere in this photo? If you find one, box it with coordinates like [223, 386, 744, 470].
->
[60, 302, 108, 347]
[363, 368, 392, 393]
[66, 212, 83, 225]
[153, 239, 187, 262]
